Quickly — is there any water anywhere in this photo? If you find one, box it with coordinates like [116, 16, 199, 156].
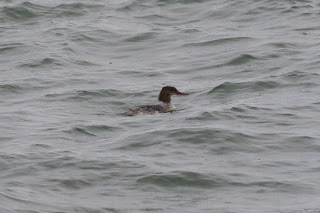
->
[1, 0, 320, 212]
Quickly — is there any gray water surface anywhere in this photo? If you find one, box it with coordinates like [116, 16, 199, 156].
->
[1, 0, 320, 212]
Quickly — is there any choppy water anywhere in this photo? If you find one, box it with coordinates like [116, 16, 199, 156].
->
[1, 0, 320, 212]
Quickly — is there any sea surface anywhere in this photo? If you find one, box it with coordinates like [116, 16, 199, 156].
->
[1, 0, 320, 212]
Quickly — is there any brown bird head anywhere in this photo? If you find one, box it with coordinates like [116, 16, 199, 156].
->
[158, 86, 188, 103]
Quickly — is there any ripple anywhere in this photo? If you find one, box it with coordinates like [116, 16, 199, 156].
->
[70, 34, 104, 43]
[47, 2, 105, 18]
[294, 26, 320, 32]
[281, 4, 313, 15]
[20, 58, 63, 68]
[49, 178, 91, 190]
[77, 161, 119, 171]
[2, 4, 37, 20]
[137, 171, 226, 188]
[0, 84, 23, 94]
[208, 80, 281, 95]
[55, 3, 104, 10]
[285, 136, 320, 151]
[0, 43, 27, 55]
[45, 89, 134, 102]
[281, 70, 320, 81]
[85, 125, 120, 132]
[171, 128, 264, 154]
[116, 133, 164, 150]
[72, 60, 98, 66]
[268, 42, 297, 49]
[30, 144, 52, 149]
[66, 127, 96, 137]
[0, 191, 36, 205]
[123, 32, 158, 42]
[183, 36, 253, 47]
[65, 124, 120, 137]
[237, 180, 304, 193]
[157, 0, 210, 4]
[186, 111, 217, 121]
[117, 127, 264, 154]
[136, 14, 168, 21]
[71, 207, 121, 213]
[136, 171, 301, 192]
[38, 156, 77, 169]
[76, 89, 120, 98]
[225, 54, 261, 66]
[1, 2, 105, 22]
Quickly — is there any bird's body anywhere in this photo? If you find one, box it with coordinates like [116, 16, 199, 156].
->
[125, 86, 187, 116]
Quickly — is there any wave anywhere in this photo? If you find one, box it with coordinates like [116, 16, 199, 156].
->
[0, 84, 23, 94]
[225, 54, 261, 66]
[85, 124, 120, 132]
[19, 57, 63, 68]
[137, 171, 225, 188]
[44, 89, 147, 107]
[1, 2, 105, 22]
[65, 127, 96, 137]
[116, 127, 264, 154]
[0, 43, 27, 55]
[136, 170, 301, 192]
[267, 42, 297, 49]
[208, 80, 281, 95]
[119, 0, 211, 12]
[1, 3, 38, 20]
[123, 32, 158, 42]
[157, 0, 211, 4]
[48, 178, 91, 190]
[183, 37, 253, 47]
[65, 125, 120, 138]
[281, 70, 320, 80]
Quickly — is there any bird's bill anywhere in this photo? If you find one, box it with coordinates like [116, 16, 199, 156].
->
[175, 91, 188, 95]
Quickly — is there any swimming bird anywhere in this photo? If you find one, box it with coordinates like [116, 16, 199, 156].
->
[125, 86, 188, 116]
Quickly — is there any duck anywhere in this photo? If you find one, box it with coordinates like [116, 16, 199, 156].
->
[125, 86, 188, 116]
